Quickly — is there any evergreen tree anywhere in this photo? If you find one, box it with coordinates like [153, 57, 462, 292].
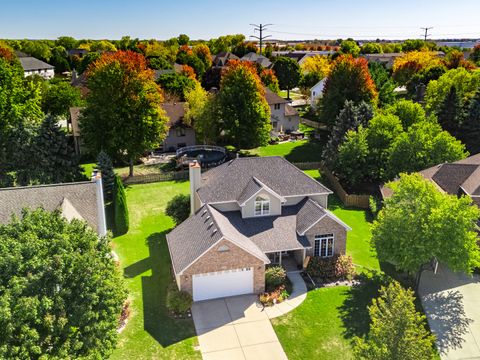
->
[31, 116, 85, 184]
[459, 89, 480, 154]
[114, 175, 129, 235]
[354, 281, 436, 360]
[436, 85, 463, 136]
[97, 151, 115, 201]
[322, 100, 373, 168]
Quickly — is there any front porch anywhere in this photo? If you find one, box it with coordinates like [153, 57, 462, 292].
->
[266, 249, 306, 272]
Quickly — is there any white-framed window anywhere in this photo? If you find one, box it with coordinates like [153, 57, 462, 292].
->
[254, 195, 270, 216]
[274, 104, 281, 110]
[314, 233, 334, 257]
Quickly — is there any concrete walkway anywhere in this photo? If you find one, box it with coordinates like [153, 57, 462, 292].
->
[419, 264, 480, 360]
[264, 271, 307, 319]
[192, 295, 287, 360]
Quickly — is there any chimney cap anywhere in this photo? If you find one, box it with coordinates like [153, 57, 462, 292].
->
[190, 160, 201, 168]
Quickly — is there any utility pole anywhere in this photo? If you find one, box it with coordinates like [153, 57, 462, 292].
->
[420, 27, 433, 41]
[250, 23, 272, 55]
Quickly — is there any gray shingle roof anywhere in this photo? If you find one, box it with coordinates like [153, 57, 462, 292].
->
[431, 163, 478, 195]
[264, 87, 289, 105]
[237, 177, 263, 205]
[197, 156, 332, 204]
[18, 56, 54, 71]
[0, 181, 101, 233]
[166, 204, 269, 274]
[296, 198, 327, 235]
[161, 102, 188, 127]
[217, 200, 312, 253]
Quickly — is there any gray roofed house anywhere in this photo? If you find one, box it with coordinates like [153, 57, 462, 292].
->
[241, 52, 272, 68]
[160, 102, 196, 152]
[264, 88, 301, 133]
[16, 53, 55, 79]
[0, 177, 107, 236]
[380, 153, 480, 209]
[166, 156, 350, 301]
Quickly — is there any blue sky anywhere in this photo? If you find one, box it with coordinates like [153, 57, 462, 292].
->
[1, 0, 479, 40]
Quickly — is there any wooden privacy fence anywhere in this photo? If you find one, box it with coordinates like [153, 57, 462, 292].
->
[122, 170, 189, 185]
[320, 165, 370, 209]
[300, 118, 328, 130]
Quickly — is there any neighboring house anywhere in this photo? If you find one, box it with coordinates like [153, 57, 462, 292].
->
[68, 107, 84, 155]
[161, 102, 196, 152]
[272, 51, 335, 64]
[212, 51, 239, 67]
[380, 154, 480, 209]
[241, 52, 272, 68]
[67, 48, 89, 58]
[0, 176, 107, 236]
[310, 78, 327, 109]
[361, 53, 403, 69]
[15, 51, 55, 79]
[166, 157, 351, 301]
[264, 88, 300, 133]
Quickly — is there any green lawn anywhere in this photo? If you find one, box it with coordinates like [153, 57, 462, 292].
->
[110, 181, 200, 360]
[246, 140, 324, 163]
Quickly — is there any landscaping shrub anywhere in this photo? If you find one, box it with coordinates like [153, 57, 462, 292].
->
[265, 265, 287, 291]
[166, 284, 192, 315]
[114, 175, 129, 235]
[307, 255, 355, 282]
[165, 194, 190, 225]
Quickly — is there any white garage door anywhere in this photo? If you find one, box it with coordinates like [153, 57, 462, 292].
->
[192, 267, 253, 301]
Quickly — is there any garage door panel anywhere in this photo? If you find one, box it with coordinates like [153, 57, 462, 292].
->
[193, 268, 253, 301]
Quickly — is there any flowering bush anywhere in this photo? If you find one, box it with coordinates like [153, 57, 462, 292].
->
[265, 265, 286, 291]
[307, 254, 355, 281]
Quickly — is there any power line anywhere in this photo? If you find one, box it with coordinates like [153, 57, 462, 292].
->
[250, 23, 272, 55]
[421, 26, 433, 41]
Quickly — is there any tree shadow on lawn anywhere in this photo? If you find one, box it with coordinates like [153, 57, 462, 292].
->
[122, 230, 197, 348]
[284, 139, 325, 163]
[338, 271, 389, 339]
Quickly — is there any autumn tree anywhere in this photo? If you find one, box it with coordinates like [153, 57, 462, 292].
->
[218, 60, 270, 148]
[176, 45, 206, 78]
[470, 44, 480, 65]
[392, 51, 442, 85]
[0, 209, 126, 359]
[300, 55, 331, 79]
[320, 55, 377, 127]
[272, 56, 301, 99]
[260, 68, 280, 93]
[372, 173, 480, 283]
[354, 281, 436, 360]
[80, 51, 168, 176]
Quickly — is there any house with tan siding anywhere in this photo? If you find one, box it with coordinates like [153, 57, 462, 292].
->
[166, 156, 350, 301]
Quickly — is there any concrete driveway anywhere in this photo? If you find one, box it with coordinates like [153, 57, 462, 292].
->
[191, 294, 287, 360]
[419, 264, 480, 360]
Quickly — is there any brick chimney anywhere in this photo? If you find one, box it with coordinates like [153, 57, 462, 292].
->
[189, 161, 201, 215]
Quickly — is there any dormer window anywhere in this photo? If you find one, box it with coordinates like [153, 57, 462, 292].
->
[254, 195, 270, 216]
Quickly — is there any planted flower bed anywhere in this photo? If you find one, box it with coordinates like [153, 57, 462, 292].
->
[259, 266, 293, 306]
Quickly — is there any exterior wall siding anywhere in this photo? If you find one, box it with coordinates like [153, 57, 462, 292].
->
[211, 202, 241, 212]
[163, 128, 196, 152]
[269, 104, 300, 132]
[304, 216, 347, 257]
[179, 239, 265, 295]
[241, 188, 282, 218]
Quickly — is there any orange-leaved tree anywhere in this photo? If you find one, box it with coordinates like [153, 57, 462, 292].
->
[260, 68, 280, 93]
[392, 50, 442, 84]
[80, 50, 168, 176]
[320, 54, 377, 127]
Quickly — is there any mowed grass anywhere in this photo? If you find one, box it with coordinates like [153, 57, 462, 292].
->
[110, 181, 201, 360]
[247, 140, 323, 162]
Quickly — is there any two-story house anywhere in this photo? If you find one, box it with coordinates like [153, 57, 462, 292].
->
[166, 157, 350, 301]
[265, 88, 301, 133]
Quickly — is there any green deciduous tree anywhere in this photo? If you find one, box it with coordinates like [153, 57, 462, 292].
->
[157, 72, 197, 101]
[42, 81, 83, 118]
[218, 60, 271, 148]
[368, 62, 396, 107]
[0, 208, 126, 359]
[354, 281, 436, 360]
[320, 55, 377, 127]
[459, 89, 480, 154]
[80, 51, 168, 176]
[385, 99, 427, 129]
[114, 175, 129, 235]
[272, 56, 301, 99]
[372, 173, 480, 277]
[337, 126, 370, 186]
[340, 39, 361, 57]
[387, 121, 467, 178]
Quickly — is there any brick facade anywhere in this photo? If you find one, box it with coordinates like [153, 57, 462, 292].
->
[179, 239, 265, 295]
[304, 216, 347, 257]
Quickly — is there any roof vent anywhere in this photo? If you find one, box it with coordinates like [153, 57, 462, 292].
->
[206, 215, 211, 220]
[208, 221, 214, 228]
[202, 209, 207, 215]
[212, 228, 218, 235]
